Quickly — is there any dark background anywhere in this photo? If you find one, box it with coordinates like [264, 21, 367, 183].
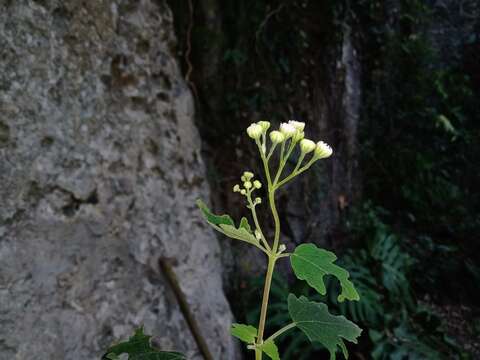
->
[169, 0, 480, 358]
[1, 0, 479, 359]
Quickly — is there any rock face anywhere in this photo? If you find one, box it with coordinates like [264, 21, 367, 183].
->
[0, 1, 238, 359]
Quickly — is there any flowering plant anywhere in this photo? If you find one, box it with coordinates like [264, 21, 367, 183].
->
[198, 121, 362, 360]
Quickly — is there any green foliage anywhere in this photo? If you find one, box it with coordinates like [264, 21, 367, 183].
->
[291, 244, 359, 302]
[196, 199, 260, 248]
[102, 328, 185, 360]
[260, 340, 280, 360]
[231, 323, 257, 344]
[288, 295, 362, 360]
[338, 205, 467, 359]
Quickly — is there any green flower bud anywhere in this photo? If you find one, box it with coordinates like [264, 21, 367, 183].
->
[243, 171, 254, 181]
[293, 131, 305, 142]
[257, 121, 271, 132]
[240, 189, 247, 195]
[244, 181, 252, 189]
[233, 184, 240, 192]
[300, 139, 316, 153]
[254, 197, 262, 205]
[315, 141, 333, 159]
[269, 130, 285, 143]
[253, 180, 262, 189]
[247, 123, 263, 139]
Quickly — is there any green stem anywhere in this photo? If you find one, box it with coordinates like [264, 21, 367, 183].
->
[269, 189, 281, 252]
[256, 255, 276, 359]
[248, 194, 270, 251]
[257, 140, 273, 189]
[264, 322, 296, 343]
[276, 156, 317, 189]
[274, 139, 297, 185]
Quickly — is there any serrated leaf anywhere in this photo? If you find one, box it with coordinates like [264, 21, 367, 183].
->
[197, 199, 260, 247]
[102, 327, 186, 360]
[231, 323, 257, 344]
[288, 294, 362, 360]
[291, 244, 359, 302]
[261, 339, 280, 360]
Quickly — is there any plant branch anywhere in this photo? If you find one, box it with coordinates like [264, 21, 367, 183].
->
[265, 322, 296, 343]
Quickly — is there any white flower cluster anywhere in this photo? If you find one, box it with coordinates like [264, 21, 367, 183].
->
[233, 171, 262, 206]
[247, 120, 333, 160]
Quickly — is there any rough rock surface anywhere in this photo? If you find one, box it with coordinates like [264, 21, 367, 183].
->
[0, 1, 238, 359]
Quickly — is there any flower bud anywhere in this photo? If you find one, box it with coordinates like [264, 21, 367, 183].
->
[240, 189, 247, 195]
[253, 180, 262, 189]
[247, 123, 263, 139]
[315, 141, 333, 159]
[255, 230, 262, 240]
[293, 131, 304, 142]
[288, 120, 305, 132]
[280, 123, 297, 138]
[300, 139, 316, 154]
[278, 244, 286, 252]
[257, 121, 271, 132]
[254, 197, 262, 205]
[233, 184, 240, 192]
[269, 130, 285, 143]
[243, 171, 254, 181]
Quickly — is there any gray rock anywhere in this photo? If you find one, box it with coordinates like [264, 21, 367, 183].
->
[0, 1, 238, 359]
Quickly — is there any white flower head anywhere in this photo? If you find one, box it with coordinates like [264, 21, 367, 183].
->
[233, 184, 240, 192]
[315, 141, 333, 159]
[247, 123, 263, 140]
[257, 121, 271, 132]
[300, 139, 316, 154]
[288, 120, 305, 132]
[244, 181, 252, 189]
[269, 130, 285, 143]
[279, 123, 297, 138]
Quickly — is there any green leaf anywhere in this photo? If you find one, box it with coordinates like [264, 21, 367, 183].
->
[261, 339, 280, 360]
[102, 327, 186, 360]
[290, 244, 359, 302]
[196, 199, 234, 227]
[288, 294, 362, 360]
[219, 223, 259, 246]
[231, 323, 257, 344]
[197, 199, 260, 247]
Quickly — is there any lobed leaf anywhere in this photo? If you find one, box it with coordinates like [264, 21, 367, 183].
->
[196, 199, 260, 247]
[231, 323, 257, 344]
[102, 327, 185, 360]
[288, 294, 362, 360]
[290, 244, 359, 302]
